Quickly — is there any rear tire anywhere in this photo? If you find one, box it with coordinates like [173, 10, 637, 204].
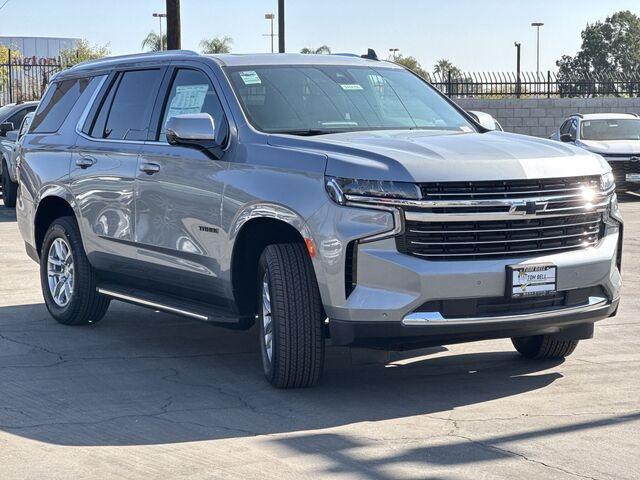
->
[40, 216, 110, 325]
[1, 161, 17, 208]
[257, 243, 325, 388]
[512, 335, 579, 359]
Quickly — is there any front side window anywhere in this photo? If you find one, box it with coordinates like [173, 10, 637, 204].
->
[89, 69, 163, 141]
[159, 68, 227, 142]
[227, 65, 475, 135]
[30, 78, 91, 133]
[580, 119, 640, 141]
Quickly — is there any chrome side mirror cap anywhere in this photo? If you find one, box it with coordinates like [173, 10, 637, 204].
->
[166, 113, 216, 144]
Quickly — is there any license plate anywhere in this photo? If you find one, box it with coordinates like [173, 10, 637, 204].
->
[507, 264, 557, 298]
[626, 173, 640, 182]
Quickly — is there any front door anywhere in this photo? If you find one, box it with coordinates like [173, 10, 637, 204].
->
[134, 65, 232, 304]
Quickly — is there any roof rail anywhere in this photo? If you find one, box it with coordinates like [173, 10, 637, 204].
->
[70, 50, 199, 69]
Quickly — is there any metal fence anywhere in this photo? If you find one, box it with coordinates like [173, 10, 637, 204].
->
[428, 71, 640, 99]
[1, 51, 63, 106]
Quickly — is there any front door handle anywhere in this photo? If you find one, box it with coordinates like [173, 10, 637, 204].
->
[139, 162, 161, 175]
[75, 156, 96, 169]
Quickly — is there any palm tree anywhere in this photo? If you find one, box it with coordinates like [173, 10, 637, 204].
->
[200, 36, 233, 54]
[300, 45, 331, 55]
[141, 31, 167, 52]
[433, 58, 461, 78]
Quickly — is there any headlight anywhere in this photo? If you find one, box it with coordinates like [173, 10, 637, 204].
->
[601, 171, 615, 191]
[325, 176, 421, 205]
[608, 193, 623, 224]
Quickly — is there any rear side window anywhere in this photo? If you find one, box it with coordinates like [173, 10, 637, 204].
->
[30, 79, 90, 133]
[89, 69, 163, 141]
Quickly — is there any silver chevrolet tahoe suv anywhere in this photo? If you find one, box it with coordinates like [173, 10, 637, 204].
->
[16, 51, 623, 388]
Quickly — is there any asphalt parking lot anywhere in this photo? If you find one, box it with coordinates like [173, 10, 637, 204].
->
[0, 196, 639, 480]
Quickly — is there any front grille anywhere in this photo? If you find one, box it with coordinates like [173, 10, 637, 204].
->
[395, 176, 609, 260]
[419, 176, 600, 200]
[606, 159, 640, 187]
[397, 213, 604, 259]
[414, 286, 603, 319]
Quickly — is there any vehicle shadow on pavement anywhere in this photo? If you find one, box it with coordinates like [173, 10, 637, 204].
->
[0, 300, 567, 447]
[0, 204, 16, 222]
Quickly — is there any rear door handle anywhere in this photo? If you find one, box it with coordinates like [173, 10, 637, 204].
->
[75, 156, 96, 169]
[139, 162, 161, 175]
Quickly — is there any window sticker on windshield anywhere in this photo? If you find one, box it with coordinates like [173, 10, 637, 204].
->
[339, 84, 364, 91]
[239, 70, 262, 85]
[166, 84, 209, 118]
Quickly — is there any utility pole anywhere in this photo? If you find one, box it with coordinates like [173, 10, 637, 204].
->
[531, 22, 544, 81]
[514, 42, 521, 98]
[166, 0, 181, 50]
[264, 13, 276, 53]
[278, 0, 285, 53]
[153, 12, 167, 51]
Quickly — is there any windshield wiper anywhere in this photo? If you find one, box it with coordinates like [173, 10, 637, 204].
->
[271, 129, 346, 136]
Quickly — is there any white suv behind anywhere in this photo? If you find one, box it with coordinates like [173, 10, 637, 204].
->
[551, 113, 640, 191]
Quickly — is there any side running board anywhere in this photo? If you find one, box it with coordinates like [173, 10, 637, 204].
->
[96, 284, 239, 324]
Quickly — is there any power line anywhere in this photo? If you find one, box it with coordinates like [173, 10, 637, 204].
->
[0, 0, 11, 12]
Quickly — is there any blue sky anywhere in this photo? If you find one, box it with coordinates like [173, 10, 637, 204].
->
[1, 0, 639, 72]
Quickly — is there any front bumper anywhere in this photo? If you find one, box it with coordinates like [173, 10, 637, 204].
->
[330, 296, 618, 350]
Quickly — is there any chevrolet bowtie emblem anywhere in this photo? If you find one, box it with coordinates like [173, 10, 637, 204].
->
[510, 201, 549, 215]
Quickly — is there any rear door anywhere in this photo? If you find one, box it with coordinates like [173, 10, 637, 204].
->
[134, 63, 233, 302]
[72, 67, 166, 271]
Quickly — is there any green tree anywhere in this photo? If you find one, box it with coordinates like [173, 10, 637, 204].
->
[59, 39, 110, 67]
[433, 58, 462, 78]
[200, 36, 233, 54]
[0, 45, 20, 89]
[300, 45, 331, 54]
[556, 10, 640, 76]
[394, 55, 428, 79]
[141, 31, 167, 52]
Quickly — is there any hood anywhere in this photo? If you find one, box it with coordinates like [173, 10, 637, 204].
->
[268, 130, 609, 182]
[578, 139, 640, 155]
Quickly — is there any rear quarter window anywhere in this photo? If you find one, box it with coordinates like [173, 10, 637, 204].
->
[30, 78, 91, 134]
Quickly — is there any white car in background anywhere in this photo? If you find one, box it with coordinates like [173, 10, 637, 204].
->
[551, 113, 640, 191]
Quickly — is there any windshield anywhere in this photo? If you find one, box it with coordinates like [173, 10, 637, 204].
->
[226, 65, 475, 135]
[581, 119, 640, 141]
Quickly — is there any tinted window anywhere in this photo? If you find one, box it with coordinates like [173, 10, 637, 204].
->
[6, 106, 36, 131]
[30, 79, 90, 133]
[227, 65, 474, 134]
[90, 69, 163, 141]
[159, 69, 227, 142]
[560, 120, 571, 135]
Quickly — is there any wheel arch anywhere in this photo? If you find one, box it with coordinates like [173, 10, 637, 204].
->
[34, 193, 79, 257]
[230, 205, 313, 318]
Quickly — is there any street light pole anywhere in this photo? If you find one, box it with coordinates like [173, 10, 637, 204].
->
[166, 0, 181, 50]
[152, 12, 167, 51]
[531, 22, 544, 81]
[278, 0, 285, 53]
[264, 13, 276, 53]
[389, 48, 399, 61]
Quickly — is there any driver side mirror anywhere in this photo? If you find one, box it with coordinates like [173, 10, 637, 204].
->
[560, 133, 574, 143]
[166, 113, 216, 145]
[0, 122, 14, 137]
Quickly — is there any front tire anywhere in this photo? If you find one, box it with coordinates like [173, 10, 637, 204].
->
[40, 216, 110, 325]
[1, 161, 17, 208]
[512, 335, 579, 359]
[258, 243, 325, 388]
